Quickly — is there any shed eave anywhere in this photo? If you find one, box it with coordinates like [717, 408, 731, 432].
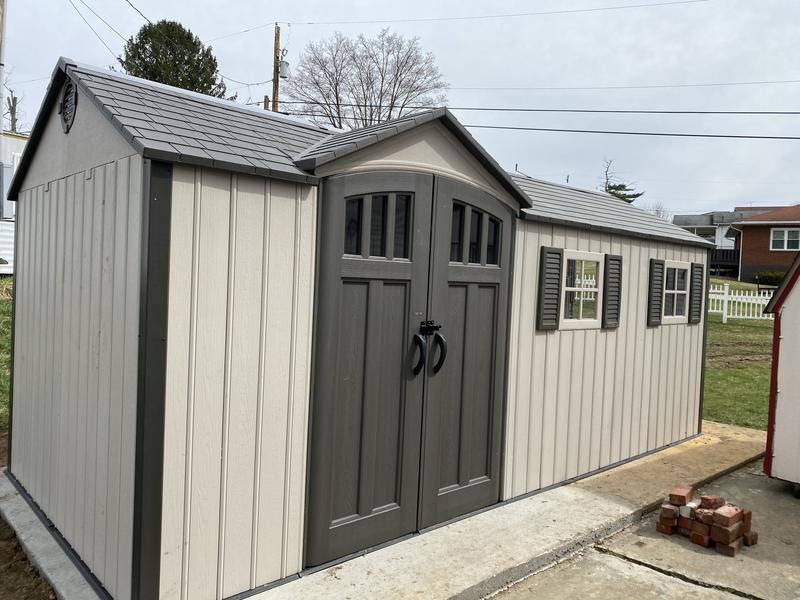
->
[521, 211, 715, 248]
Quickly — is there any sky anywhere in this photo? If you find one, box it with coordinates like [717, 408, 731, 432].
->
[4, 0, 800, 216]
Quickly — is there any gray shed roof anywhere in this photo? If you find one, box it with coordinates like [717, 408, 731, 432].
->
[294, 107, 532, 208]
[8, 58, 332, 199]
[511, 174, 713, 247]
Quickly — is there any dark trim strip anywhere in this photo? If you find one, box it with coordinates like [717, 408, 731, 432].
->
[5, 470, 112, 599]
[7, 205, 20, 467]
[697, 251, 711, 434]
[764, 310, 781, 477]
[131, 160, 173, 600]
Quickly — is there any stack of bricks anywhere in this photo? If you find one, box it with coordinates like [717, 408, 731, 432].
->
[657, 484, 759, 557]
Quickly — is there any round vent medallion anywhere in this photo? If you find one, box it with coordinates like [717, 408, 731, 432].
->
[59, 80, 78, 133]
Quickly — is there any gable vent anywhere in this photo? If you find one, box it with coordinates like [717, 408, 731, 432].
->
[536, 246, 563, 331]
[59, 79, 78, 133]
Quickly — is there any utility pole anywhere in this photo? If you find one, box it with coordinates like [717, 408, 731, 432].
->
[271, 23, 280, 112]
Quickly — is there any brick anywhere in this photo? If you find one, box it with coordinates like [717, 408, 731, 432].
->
[679, 499, 700, 519]
[713, 505, 744, 527]
[700, 495, 725, 509]
[692, 520, 711, 536]
[716, 537, 743, 557]
[695, 508, 716, 525]
[691, 532, 713, 548]
[677, 516, 693, 530]
[678, 527, 693, 537]
[657, 520, 676, 535]
[711, 521, 744, 545]
[743, 509, 752, 534]
[660, 516, 678, 528]
[744, 530, 758, 546]
[669, 484, 694, 506]
[660, 503, 679, 519]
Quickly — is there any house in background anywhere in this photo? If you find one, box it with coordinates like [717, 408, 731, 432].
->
[0, 129, 27, 274]
[727, 204, 800, 282]
[673, 206, 780, 276]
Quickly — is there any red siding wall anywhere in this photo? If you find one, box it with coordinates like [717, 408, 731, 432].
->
[740, 225, 799, 281]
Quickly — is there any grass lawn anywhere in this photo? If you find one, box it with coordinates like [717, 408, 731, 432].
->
[710, 276, 777, 293]
[702, 313, 773, 430]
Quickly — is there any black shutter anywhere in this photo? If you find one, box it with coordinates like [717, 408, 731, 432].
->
[603, 254, 623, 329]
[689, 262, 705, 324]
[647, 259, 665, 327]
[536, 246, 563, 331]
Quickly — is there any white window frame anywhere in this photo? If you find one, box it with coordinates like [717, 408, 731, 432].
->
[770, 227, 800, 251]
[559, 249, 604, 331]
[662, 260, 690, 325]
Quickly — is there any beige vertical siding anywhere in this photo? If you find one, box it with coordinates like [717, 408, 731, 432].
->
[11, 155, 143, 600]
[772, 285, 800, 483]
[503, 220, 707, 500]
[159, 165, 316, 600]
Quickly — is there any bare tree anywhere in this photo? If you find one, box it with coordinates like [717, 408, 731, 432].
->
[602, 158, 644, 203]
[639, 201, 672, 221]
[286, 28, 448, 129]
[3, 74, 21, 132]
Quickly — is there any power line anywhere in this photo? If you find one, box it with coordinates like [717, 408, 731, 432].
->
[121, 0, 151, 24]
[77, 0, 127, 41]
[462, 123, 800, 141]
[276, 100, 800, 116]
[66, 0, 118, 59]
[205, 0, 708, 42]
[451, 78, 800, 92]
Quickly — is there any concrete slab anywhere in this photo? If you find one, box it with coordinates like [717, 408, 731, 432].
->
[576, 421, 766, 511]
[0, 471, 101, 600]
[254, 421, 765, 600]
[602, 462, 800, 600]
[495, 548, 739, 599]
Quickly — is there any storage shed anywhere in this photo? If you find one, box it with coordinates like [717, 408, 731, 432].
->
[6, 58, 711, 600]
[763, 253, 800, 487]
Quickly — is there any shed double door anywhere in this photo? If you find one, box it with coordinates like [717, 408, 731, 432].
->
[306, 171, 512, 567]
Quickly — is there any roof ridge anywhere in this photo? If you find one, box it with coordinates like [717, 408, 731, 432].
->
[66, 60, 335, 136]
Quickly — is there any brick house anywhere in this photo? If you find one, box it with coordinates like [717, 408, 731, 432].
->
[729, 204, 800, 282]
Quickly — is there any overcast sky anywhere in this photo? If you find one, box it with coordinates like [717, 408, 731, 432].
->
[5, 0, 800, 215]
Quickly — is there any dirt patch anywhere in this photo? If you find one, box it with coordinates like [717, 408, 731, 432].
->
[0, 432, 56, 600]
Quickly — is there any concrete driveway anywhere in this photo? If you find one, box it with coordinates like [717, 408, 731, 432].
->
[497, 461, 800, 600]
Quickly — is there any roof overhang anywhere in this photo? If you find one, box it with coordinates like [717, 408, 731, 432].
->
[733, 221, 800, 226]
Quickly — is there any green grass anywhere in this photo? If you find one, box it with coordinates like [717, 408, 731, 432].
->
[702, 313, 773, 430]
[0, 277, 11, 432]
[710, 276, 776, 293]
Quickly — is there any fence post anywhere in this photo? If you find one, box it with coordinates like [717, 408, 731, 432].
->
[722, 283, 730, 323]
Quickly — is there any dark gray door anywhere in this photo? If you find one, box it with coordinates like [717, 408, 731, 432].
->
[306, 172, 513, 566]
[306, 172, 433, 567]
[420, 177, 513, 528]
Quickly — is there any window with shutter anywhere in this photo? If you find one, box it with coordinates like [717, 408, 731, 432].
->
[647, 259, 665, 327]
[689, 262, 705, 324]
[536, 247, 563, 331]
[603, 254, 623, 329]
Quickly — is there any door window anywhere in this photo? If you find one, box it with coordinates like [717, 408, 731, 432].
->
[344, 197, 362, 255]
[450, 203, 501, 266]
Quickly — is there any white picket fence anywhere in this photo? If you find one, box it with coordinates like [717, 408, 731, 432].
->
[708, 283, 774, 323]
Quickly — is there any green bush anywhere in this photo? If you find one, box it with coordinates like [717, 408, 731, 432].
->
[754, 270, 785, 287]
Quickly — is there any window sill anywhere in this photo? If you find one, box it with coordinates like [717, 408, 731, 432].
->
[559, 319, 602, 331]
[662, 315, 689, 325]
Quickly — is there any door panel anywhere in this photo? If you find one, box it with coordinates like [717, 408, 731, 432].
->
[307, 172, 514, 565]
[420, 177, 513, 528]
[306, 172, 433, 567]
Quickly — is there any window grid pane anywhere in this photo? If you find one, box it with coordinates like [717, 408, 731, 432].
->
[370, 195, 387, 256]
[394, 194, 411, 258]
[468, 209, 482, 263]
[344, 197, 362, 255]
[486, 218, 500, 265]
[450, 204, 464, 262]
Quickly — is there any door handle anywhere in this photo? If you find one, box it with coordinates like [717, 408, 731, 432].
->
[432, 331, 448, 374]
[412, 333, 427, 375]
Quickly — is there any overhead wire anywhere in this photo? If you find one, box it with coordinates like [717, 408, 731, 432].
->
[65, 0, 118, 59]
[205, 0, 709, 42]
